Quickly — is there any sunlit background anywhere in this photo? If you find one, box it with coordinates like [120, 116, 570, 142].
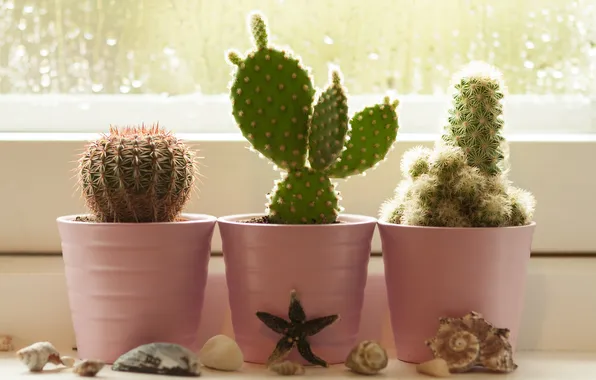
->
[0, 0, 594, 96]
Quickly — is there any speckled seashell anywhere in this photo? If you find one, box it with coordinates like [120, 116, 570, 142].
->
[0, 335, 13, 351]
[425, 311, 518, 374]
[73, 359, 105, 377]
[268, 360, 305, 376]
[16, 341, 70, 371]
[111, 342, 201, 376]
[345, 340, 389, 375]
[425, 317, 480, 372]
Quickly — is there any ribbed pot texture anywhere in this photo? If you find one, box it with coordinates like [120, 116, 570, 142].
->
[378, 221, 536, 364]
[218, 213, 377, 365]
[56, 213, 217, 364]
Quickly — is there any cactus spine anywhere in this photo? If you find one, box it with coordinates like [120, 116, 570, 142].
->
[380, 61, 535, 227]
[226, 12, 399, 224]
[78, 124, 196, 223]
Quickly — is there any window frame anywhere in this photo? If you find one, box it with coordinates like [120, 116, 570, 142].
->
[0, 95, 595, 254]
[0, 94, 593, 134]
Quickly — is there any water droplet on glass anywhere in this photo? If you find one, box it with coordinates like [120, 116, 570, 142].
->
[119, 85, 131, 94]
[106, 38, 117, 46]
[541, 33, 551, 42]
[323, 36, 333, 44]
[524, 60, 534, 69]
[163, 46, 176, 56]
[368, 52, 379, 60]
[40, 74, 51, 87]
[66, 27, 80, 40]
[15, 45, 26, 57]
[17, 18, 26, 30]
[39, 48, 49, 57]
[23, 5, 34, 13]
[91, 83, 103, 92]
[525, 41, 535, 49]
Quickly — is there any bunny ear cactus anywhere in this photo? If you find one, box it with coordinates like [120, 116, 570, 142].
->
[226, 11, 400, 224]
[78, 124, 197, 223]
[380, 61, 535, 228]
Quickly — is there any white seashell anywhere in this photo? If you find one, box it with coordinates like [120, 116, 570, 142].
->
[16, 341, 67, 371]
[0, 335, 13, 351]
[416, 358, 451, 377]
[60, 356, 75, 367]
[269, 360, 305, 376]
[198, 334, 243, 371]
[74, 359, 105, 377]
[111, 342, 201, 376]
[345, 340, 389, 375]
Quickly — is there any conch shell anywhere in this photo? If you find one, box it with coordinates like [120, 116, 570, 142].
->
[425, 311, 517, 374]
[16, 341, 74, 372]
[345, 340, 389, 375]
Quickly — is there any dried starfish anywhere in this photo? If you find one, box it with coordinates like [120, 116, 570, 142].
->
[256, 289, 340, 367]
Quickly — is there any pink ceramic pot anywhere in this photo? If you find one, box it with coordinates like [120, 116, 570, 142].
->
[56, 213, 217, 364]
[218, 213, 376, 365]
[378, 221, 536, 364]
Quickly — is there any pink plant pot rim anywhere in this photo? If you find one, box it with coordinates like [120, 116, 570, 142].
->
[377, 219, 537, 230]
[57, 213, 217, 225]
[217, 213, 377, 226]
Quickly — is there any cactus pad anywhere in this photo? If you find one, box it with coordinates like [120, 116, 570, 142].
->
[308, 71, 349, 171]
[267, 168, 340, 224]
[78, 124, 196, 223]
[228, 15, 315, 171]
[327, 97, 399, 178]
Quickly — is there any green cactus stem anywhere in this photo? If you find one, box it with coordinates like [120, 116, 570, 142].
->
[380, 61, 535, 227]
[226, 11, 400, 224]
[267, 168, 339, 224]
[78, 124, 196, 223]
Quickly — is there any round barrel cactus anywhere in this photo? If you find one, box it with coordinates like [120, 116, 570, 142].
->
[78, 124, 197, 223]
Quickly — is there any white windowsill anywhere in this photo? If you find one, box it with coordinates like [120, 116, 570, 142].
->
[1, 351, 595, 379]
[2, 255, 596, 353]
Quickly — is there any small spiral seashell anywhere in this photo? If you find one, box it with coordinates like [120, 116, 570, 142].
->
[0, 335, 13, 351]
[426, 321, 480, 373]
[345, 340, 389, 375]
[268, 360, 305, 376]
[426, 311, 518, 374]
[74, 359, 105, 377]
[16, 341, 68, 371]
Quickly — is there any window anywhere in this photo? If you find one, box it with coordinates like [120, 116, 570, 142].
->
[0, 0, 594, 134]
[0, 0, 595, 254]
